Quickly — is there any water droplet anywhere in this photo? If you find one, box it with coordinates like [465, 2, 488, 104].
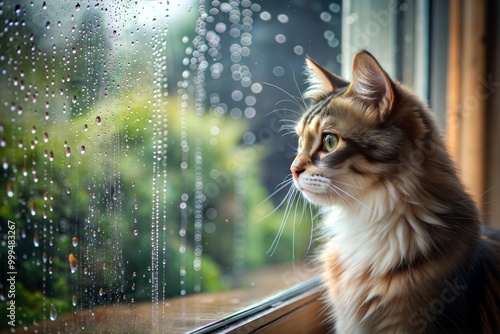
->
[75, 3, 81, 11]
[66, 147, 71, 157]
[99, 288, 104, 296]
[275, 34, 286, 44]
[83, 124, 88, 131]
[133, 230, 139, 236]
[80, 146, 86, 154]
[46, 21, 51, 29]
[72, 237, 78, 247]
[277, 14, 289, 23]
[260, 11, 271, 21]
[33, 230, 39, 247]
[68, 253, 77, 273]
[72, 295, 77, 306]
[42, 1, 47, 10]
[95, 116, 102, 125]
[7, 183, 14, 197]
[330, 3, 341, 13]
[102, 263, 107, 270]
[49, 304, 57, 321]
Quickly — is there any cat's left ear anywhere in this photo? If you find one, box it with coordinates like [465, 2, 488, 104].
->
[349, 51, 395, 120]
[304, 57, 350, 102]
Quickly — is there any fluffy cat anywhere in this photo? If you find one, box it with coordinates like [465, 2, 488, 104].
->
[290, 50, 500, 333]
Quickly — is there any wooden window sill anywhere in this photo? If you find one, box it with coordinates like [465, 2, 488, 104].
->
[14, 263, 330, 333]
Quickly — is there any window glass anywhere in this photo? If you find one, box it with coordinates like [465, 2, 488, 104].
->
[0, 0, 424, 332]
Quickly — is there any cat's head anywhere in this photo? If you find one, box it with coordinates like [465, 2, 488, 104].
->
[291, 50, 434, 207]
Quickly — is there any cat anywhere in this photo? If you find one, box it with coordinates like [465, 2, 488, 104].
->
[290, 50, 500, 333]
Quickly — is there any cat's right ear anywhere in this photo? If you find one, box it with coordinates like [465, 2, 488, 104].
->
[304, 57, 349, 103]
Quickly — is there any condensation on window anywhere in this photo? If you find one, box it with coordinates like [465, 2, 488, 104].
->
[0, 0, 341, 332]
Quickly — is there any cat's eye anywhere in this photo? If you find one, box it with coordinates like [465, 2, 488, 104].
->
[323, 134, 339, 152]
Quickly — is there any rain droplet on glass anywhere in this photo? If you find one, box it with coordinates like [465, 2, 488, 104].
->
[95, 116, 102, 125]
[72, 237, 78, 247]
[7, 182, 14, 197]
[68, 253, 77, 273]
[33, 230, 39, 247]
[49, 304, 57, 321]
[277, 14, 289, 23]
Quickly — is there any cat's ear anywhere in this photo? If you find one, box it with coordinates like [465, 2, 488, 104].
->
[304, 57, 350, 102]
[349, 51, 395, 120]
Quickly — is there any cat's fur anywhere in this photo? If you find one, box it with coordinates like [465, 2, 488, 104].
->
[291, 50, 500, 333]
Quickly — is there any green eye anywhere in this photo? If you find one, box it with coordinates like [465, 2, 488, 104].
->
[323, 134, 338, 152]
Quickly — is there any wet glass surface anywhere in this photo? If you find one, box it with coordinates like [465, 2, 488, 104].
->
[0, 0, 342, 332]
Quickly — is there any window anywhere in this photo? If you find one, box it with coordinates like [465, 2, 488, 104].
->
[0, 0, 340, 331]
[1, 0, 499, 333]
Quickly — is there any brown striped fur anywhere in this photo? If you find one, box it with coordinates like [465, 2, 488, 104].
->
[291, 51, 500, 333]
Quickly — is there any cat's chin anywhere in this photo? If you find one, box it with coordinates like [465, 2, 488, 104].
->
[299, 189, 333, 206]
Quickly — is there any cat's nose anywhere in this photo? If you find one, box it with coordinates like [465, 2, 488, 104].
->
[290, 165, 305, 179]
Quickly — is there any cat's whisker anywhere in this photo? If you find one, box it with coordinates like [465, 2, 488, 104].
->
[278, 119, 298, 129]
[281, 130, 298, 138]
[255, 185, 295, 225]
[326, 184, 353, 208]
[329, 184, 373, 213]
[257, 176, 294, 208]
[332, 179, 367, 190]
[266, 106, 302, 117]
[292, 71, 308, 110]
[261, 81, 306, 112]
[291, 192, 303, 261]
[268, 187, 300, 256]
[301, 201, 317, 259]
